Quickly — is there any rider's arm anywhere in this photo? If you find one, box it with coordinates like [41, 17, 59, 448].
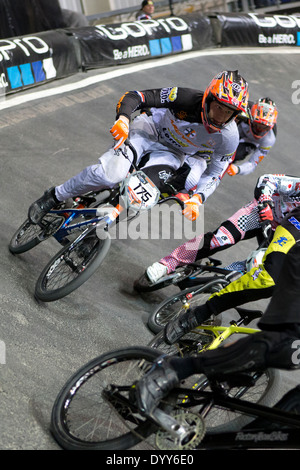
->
[195, 129, 238, 202]
[115, 88, 203, 120]
[111, 88, 202, 149]
[236, 147, 266, 175]
[254, 174, 278, 204]
[238, 143, 274, 177]
[195, 154, 232, 202]
[234, 130, 276, 176]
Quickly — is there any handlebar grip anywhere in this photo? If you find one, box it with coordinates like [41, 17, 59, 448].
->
[157, 196, 185, 209]
[123, 139, 138, 168]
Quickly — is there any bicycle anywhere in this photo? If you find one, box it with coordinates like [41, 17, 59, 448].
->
[146, 233, 270, 334]
[147, 305, 281, 431]
[50, 344, 300, 451]
[9, 140, 184, 302]
[147, 261, 243, 334]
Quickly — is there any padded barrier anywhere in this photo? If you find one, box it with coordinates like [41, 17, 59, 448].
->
[1, 11, 300, 95]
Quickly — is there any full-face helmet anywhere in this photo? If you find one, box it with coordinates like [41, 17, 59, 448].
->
[201, 70, 249, 133]
[250, 97, 278, 139]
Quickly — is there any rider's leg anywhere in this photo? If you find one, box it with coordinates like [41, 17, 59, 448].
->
[147, 199, 261, 283]
[136, 323, 300, 416]
[28, 148, 132, 224]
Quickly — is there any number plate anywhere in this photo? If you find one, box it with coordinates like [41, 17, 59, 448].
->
[120, 171, 160, 211]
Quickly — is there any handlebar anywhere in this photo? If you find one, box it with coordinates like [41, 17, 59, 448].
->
[123, 139, 185, 210]
[157, 195, 185, 209]
[123, 139, 138, 169]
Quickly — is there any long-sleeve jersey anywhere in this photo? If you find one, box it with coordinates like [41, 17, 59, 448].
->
[116, 88, 239, 201]
[237, 120, 276, 175]
[255, 174, 300, 225]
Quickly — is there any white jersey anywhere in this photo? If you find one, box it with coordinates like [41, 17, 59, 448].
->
[151, 108, 239, 200]
[255, 174, 300, 225]
[237, 121, 276, 175]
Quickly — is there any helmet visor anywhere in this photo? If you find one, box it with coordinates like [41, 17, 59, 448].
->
[251, 121, 271, 137]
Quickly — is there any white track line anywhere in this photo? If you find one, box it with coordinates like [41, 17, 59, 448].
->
[1, 47, 299, 110]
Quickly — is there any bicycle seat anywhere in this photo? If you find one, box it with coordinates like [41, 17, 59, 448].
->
[234, 307, 263, 325]
[207, 257, 222, 267]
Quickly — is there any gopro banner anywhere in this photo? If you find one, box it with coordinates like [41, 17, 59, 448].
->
[0, 30, 78, 94]
[2, 12, 300, 96]
[70, 14, 213, 69]
[214, 13, 300, 47]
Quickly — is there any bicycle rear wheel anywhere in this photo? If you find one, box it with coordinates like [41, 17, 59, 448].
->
[194, 368, 281, 433]
[9, 215, 65, 254]
[35, 228, 111, 301]
[148, 333, 281, 433]
[51, 347, 161, 450]
[147, 281, 225, 334]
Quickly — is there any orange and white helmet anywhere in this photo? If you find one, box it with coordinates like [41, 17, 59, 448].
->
[250, 97, 278, 139]
[201, 70, 249, 133]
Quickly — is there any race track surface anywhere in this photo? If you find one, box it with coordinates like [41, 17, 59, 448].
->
[1, 46, 300, 449]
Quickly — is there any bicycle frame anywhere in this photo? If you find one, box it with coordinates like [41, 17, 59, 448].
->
[47, 207, 111, 244]
[192, 321, 260, 352]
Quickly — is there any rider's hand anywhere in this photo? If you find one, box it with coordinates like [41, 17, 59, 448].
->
[181, 193, 202, 221]
[110, 115, 129, 150]
[227, 163, 240, 176]
[176, 192, 190, 203]
[258, 202, 274, 222]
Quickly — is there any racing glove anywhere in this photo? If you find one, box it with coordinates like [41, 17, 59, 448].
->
[177, 193, 202, 221]
[227, 163, 240, 176]
[110, 115, 129, 150]
[258, 201, 274, 222]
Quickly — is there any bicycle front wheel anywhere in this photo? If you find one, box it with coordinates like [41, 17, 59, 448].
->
[9, 215, 65, 254]
[147, 281, 224, 334]
[51, 347, 161, 450]
[35, 229, 111, 301]
[148, 325, 218, 358]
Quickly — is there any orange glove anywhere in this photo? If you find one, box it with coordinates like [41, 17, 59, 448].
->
[110, 115, 129, 150]
[182, 193, 202, 221]
[227, 163, 240, 176]
[176, 192, 190, 203]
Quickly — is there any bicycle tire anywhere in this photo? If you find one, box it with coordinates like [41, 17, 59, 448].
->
[147, 280, 226, 334]
[134, 265, 197, 293]
[51, 346, 161, 450]
[9, 215, 64, 254]
[34, 229, 111, 301]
